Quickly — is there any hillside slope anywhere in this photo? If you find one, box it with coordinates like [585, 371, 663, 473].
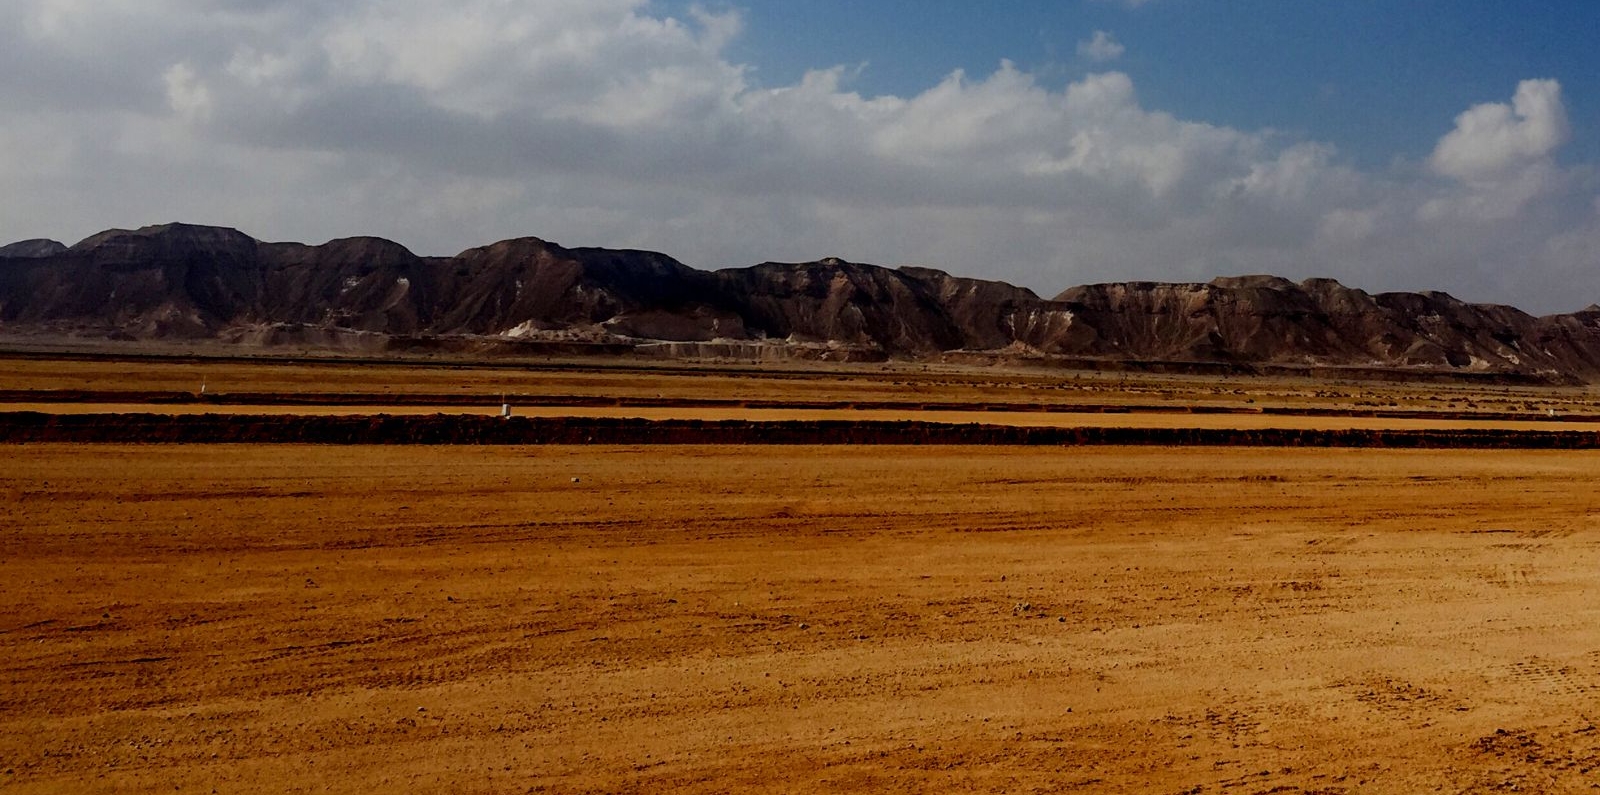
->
[4, 223, 1599, 381]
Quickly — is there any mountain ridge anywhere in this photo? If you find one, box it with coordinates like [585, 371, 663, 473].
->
[4, 222, 1599, 383]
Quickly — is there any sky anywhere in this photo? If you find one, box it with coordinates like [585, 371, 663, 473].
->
[3, 1, 1599, 313]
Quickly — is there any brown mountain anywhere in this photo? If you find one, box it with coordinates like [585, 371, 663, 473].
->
[1045, 276, 1600, 380]
[3, 222, 1599, 382]
[0, 239, 68, 258]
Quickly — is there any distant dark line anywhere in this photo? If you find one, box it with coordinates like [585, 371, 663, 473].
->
[2, 389, 1596, 424]
[2, 413, 1598, 449]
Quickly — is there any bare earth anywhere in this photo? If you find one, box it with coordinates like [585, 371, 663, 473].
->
[7, 353, 1600, 416]
[4, 443, 1600, 793]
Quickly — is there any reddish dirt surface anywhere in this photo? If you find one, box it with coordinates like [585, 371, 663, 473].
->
[5, 352, 1600, 416]
[5, 445, 1600, 793]
[7, 354, 1600, 448]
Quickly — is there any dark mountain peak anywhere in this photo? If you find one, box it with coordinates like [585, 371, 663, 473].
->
[1294, 277, 1377, 315]
[566, 245, 698, 279]
[452, 236, 697, 287]
[760, 256, 876, 270]
[72, 222, 254, 250]
[309, 236, 421, 265]
[1209, 274, 1296, 291]
[320, 235, 415, 253]
[0, 239, 68, 258]
[271, 234, 417, 270]
[1051, 280, 1206, 304]
[5, 222, 1600, 381]
[456, 236, 557, 260]
[734, 257, 901, 284]
[68, 223, 259, 269]
[1298, 276, 1348, 290]
[1297, 276, 1371, 300]
[423, 236, 714, 337]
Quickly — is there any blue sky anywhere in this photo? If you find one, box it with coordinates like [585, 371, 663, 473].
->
[722, 0, 1599, 168]
[2, 1, 1598, 312]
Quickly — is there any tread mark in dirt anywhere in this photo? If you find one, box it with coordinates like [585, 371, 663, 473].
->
[1502, 658, 1597, 696]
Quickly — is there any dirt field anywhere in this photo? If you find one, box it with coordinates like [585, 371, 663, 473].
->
[4, 444, 1600, 793]
[7, 352, 1600, 416]
[8, 352, 1600, 446]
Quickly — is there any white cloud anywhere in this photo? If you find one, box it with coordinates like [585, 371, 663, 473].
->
[1077, 31, 1125, 63]
[1429, 79, 1570, 182]
[1, 2, 1598, 313]
[163, 62, 213, 122]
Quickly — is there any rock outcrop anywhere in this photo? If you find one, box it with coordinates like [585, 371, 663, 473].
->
[0, 239, 68, 258]
[3, 222, 1600, 382]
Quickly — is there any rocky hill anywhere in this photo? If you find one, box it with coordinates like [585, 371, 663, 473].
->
[0, 239, 68, 258]
[4, 223, 1600, 382]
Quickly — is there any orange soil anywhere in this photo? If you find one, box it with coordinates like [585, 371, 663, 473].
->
[4, 445, 1600, 793]
[6, 355, 1598, 416]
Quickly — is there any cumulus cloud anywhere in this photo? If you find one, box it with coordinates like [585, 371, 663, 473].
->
[1, 1, 1598, 313]
[1077, 31, 1125, 63]
[1430, 79, 1570, 182]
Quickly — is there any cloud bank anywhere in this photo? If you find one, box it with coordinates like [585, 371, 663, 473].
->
[2, 0, 1597, 312]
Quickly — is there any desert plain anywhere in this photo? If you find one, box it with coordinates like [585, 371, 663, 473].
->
[3, 353, 1600, 793]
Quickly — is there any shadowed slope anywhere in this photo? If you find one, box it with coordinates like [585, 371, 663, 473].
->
[4, 224, 1600, 381]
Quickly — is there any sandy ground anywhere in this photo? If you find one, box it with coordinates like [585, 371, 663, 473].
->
[4, 444, 1600, 793]
[7, 354, 1600, 416]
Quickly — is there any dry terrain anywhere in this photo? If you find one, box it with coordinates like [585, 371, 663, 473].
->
[6, 351, 1600, 415]
[7, 353, 1600, 440]
[4, 443, 1600, 793]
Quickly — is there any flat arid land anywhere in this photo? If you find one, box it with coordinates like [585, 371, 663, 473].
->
[4, 353, 1600, 793]
[5, 441, 1600, 793]
[8, 352, 1600, 431]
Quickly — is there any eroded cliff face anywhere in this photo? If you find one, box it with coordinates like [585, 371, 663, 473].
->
[4, 222, 1600, 381]
[0, 224, 261, 338]
[1045, 276, 1600, 380]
